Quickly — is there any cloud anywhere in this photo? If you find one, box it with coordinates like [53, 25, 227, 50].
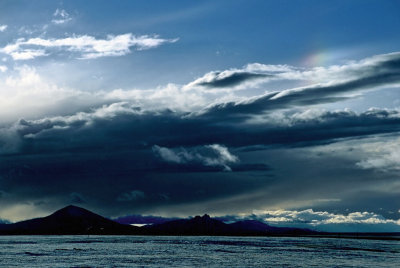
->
[117, 190, 146, 202]
[0, 52, 400, 223]
[0, 25, 7, 32]
[0, 65, 112, 122]
[0, 33, 178, 60]
[185, 52, 400, 118]
[356, 138, 400, 171]
[219, 209, 400, 232]
[1, 52, 399, 124]
[0, 65, 7, 72]
[5, 49, 47, 60]
[186, 70, 272, 89]
[184, 64, 296, 91]
[3, 101, 400, 156]
[153, 144, 239, 171]
[187, 52, 400, 92]
[52, 9, 72, 24]
[113, 52, 399, 116]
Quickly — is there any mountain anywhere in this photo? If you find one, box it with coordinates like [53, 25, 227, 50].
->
[143, 214, 229, 235]
[0, 205, 317, 236]
[0, 205, 139, 235]
[143, 215, 317, 236]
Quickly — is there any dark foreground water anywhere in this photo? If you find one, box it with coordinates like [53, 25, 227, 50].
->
[0, 235, 399, 267]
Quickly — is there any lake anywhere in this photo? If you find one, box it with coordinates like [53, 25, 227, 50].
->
[0, 235, 399, 267]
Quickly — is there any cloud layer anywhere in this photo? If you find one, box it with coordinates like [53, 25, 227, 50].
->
[0, 52, 399, 226]
[218, 209, 400, 232]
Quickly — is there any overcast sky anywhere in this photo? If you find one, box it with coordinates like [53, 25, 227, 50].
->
[0, 0, 400, 232]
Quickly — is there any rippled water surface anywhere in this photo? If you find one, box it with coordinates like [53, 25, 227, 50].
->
[0, 235, 399, 267]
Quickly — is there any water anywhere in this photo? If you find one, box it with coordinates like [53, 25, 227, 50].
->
[0, 235, 399, 267]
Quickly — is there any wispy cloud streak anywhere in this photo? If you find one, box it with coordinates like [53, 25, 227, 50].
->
[0, 34, 178, 60]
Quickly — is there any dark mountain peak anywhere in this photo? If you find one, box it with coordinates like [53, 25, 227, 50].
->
[0, 205, 138, 235]
[50, 205, 95, 218]
[193, 214, 211, 221]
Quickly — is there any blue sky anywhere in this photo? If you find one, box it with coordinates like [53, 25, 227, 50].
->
[0, 0, 400, 232]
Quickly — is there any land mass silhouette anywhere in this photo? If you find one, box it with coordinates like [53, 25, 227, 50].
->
[0, 205, 399, 239]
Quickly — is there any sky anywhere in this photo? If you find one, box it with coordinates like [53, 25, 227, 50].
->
[0, 0, 400, 232]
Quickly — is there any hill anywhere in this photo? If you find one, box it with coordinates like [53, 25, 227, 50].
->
[0, 205, 138, 235]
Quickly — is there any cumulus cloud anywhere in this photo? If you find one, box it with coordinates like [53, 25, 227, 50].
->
[0, 33, 178, 60]
[219, 209, 400, 232]
[0, 65, 7, 72]
[0, 25, 7, 32]
[260, 209, 395, 225]
[153, 144, 238, 171]
[52, 9, 72, 24]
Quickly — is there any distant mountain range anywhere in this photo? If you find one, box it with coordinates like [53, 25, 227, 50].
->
[1, 205, 399, 239]
[0, 205, 316, 236]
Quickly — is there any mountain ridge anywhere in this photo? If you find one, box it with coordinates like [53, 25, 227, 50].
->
[0, 205, 316, 236]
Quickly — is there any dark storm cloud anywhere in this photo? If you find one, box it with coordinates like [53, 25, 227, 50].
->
[5, 104, 400, 154]
[1, 103, 400, 217]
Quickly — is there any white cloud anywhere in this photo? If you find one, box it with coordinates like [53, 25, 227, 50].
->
[258, 209, 398, 225]
[0, 33, 178, 60]
[0, 25, 7, 32]
[0, 65, 107, 122]
[0, 66, 210, 123]
[0, 65, 7, 72]
[153, 145, 183, 163]
[230, 209, 400, 232]
[52, 9, 72, 24]
[7, 49, 47, 60]
[356, 138, 400, 171]
[153, 144, 239, 171]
